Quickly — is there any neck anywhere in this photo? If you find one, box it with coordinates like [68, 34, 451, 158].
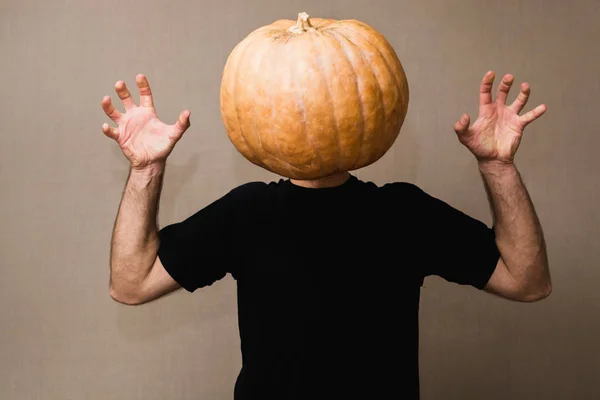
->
[290, 172, 351, 188]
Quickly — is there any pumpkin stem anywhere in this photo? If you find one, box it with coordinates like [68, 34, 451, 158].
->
[288, 12, 315, 34]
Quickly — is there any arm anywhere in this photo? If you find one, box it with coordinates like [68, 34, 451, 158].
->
[101, 74, 191, 305]
[109, 164, 180, 305]
[453, 71, 552, 302]
[479, 161, 551, 301]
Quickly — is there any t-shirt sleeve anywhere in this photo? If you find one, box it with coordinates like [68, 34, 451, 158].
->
[157, 182, 264, 292]
[407, 184, 500, 290]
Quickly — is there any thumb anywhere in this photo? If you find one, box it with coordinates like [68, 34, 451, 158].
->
[453, 113, 471, 136]
[172, 110, 191, 140]
[102, 123, 119, 141]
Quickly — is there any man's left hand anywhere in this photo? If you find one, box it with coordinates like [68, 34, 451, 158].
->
[454, 71, 547, 165]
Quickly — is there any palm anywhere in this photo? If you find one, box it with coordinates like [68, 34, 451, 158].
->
[115, 108, 174, 168]
[454, 71, 547, 164]
[101, 74, 191, 170]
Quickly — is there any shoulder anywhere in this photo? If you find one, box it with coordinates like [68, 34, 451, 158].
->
[226, 179, 287, 198]
[226, 180, 270, 198]
[364, 180, 447, 216]
[216, 179, 288, 211]
[367, 180, 430, 201]
[378, 181, 423, 194]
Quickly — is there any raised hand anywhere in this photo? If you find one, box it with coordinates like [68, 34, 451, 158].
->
[453, 71, 547, 165]
[101, 74, 191, 170]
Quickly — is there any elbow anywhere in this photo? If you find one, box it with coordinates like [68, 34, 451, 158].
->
[109, 284, 144, 306]
[519, 281, 552, 302]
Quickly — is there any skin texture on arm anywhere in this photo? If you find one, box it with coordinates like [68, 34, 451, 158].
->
[453, 71, 551, 302]
[101, 74, 191, 305]
[109, 164, 181, 305]
[479, 162, 551, 302]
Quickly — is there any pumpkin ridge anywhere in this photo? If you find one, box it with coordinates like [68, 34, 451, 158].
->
[253, 43, 283, 169]
[343, 24, 408, 155]
[291, 42, 325, 177]
[235, 38, 275, 169]
[259, 43, 311, 175]
[313, 31, 343, 173]
[341, 29, 387, 166]
[226, 34, 263, 167]
[295, 88, 324, 176]
[238, 40, 306, 176]
[348, 23, 409, 116]
[334, 30, 385, 170]
[252, 89, 310, 176]
[342, 24, 403, 95]
[317, 29, 365, 172]
[327, 30, 367, 171]
[340, 25, 397, 160]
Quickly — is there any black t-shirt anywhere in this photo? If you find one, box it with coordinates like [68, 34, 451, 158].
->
[157, 175, 500, 399]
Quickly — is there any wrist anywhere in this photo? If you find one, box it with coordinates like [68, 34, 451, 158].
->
[129, 162, 165, 185]
[478, 159, 517, 175]
[130, 161, 165, 176]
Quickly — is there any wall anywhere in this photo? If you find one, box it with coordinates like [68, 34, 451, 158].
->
[1, 0, 598, 398]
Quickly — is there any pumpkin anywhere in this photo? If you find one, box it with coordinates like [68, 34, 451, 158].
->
[219, 12, 409, 180]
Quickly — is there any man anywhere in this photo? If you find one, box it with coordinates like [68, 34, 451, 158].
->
[101, 71, 551, 399]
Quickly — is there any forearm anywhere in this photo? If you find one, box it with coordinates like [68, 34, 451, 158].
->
[479, 161, 551, 291]
[109, 163, 165, 295]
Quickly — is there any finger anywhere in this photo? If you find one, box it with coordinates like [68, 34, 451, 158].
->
[453, 113, 471, 136]
[510, 82, 530, 114]
[520, 104, 547, 127]
[102, 123, 119, 140]
[172, 110, 191, 140]
[136, 74, 154, 108]
[115, 80, 136, 110]
[101, 96, 122, 123]
[496, 74, 514, 105]
[479, 71, 495, 106]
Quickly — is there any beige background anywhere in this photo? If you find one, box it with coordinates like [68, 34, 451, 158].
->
[1, 0, 598, 398]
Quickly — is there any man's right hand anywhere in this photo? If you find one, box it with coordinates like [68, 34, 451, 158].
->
[101, 74, 191, 170]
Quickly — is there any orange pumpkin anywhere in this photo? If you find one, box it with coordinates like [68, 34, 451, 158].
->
[220, 12, 409, 180]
